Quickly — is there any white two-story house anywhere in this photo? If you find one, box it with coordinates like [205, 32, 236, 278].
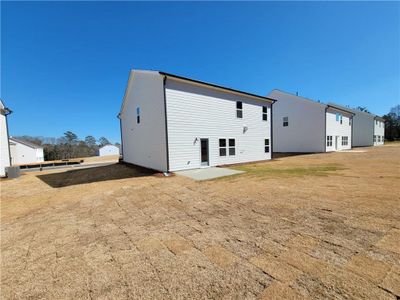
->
[268, 89, 354, 153]
[119, 70, 275, 172]
[373, 116, 385, 146]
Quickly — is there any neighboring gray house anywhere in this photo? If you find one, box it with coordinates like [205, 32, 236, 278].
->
[268, 90, 354, 153]
[327, 103, 385, 147]
[119, 70, 275, 172]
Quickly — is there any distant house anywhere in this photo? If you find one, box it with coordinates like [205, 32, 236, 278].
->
[119, 70, 275, 172]
[326, 103, 385, 147]
[268, 89, 354, 153]
[9, 137, 44, 165]
[98, 144, 120, 156]
[373, 116, 385, 146]
[0, 100, 12, 177]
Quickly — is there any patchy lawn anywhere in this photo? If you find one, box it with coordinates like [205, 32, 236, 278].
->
[1, 145, 400, 299]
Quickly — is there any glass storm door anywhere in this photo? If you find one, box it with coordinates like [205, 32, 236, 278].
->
[200, 139, 209, 166]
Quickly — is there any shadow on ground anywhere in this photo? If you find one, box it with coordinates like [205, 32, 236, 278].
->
[273, 152, 319, 159]
[37, 163, 155, 188]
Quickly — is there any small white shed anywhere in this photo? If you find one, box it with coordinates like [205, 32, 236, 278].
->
[98, 144, 120, 156]
[9, 137, 44, 165]
[0, 100, 12, 177]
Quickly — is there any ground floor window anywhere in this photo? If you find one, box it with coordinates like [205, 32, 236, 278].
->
[377, 136, 381, 142]
[229, 139, 236, 156]
[219, 139, 226, 156]
[373, 135, 376, 143]
[327, 136, 333, 147]
[264, 139, 270, 153]
[342, 136, 348, 146]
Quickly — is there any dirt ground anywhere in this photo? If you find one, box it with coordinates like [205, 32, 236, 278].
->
[1, 145, 399, 299]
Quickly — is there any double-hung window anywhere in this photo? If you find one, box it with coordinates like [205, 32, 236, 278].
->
[341, 136, 348, 146]
[236, 101, 243, 118]
[229, 139, 235, 156]
[283, 117, 289, 127]
[219, 139, 227, 156]
[264, 139, 270, 153]
[373, 135, 376, 143]
[327, 136, 333, 147]
[262, 106, 268, 121]
[136, 107, 141, 124]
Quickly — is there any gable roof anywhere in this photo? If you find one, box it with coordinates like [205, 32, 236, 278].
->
[9, 137, 43, 149]
[159, 71, 277, 104]
[268, 89, 327, 108]
[268, 89, 355, 115]
[0, 99, 12, 116]
[327, 102, 385, 119]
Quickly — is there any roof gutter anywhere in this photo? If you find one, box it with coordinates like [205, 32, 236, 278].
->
[326, 104, 355, 116]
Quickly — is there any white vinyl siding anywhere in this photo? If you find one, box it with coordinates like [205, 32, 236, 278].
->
[326, 109, 352, 151]
[269, 90, 326, 153]
[120, 71, 168, 171]
[165, 79, 272, 171]
[374, 120, 385, 146]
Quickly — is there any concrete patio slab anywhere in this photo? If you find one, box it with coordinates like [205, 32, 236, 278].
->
[175, 167, 244, 181]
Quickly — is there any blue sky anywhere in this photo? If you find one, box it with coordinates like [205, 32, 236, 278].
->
[2, 1, 399, 143]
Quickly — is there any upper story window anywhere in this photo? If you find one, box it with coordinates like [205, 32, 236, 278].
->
[336, 113, 343, 124]
[376, 120, 378, 125]
[262, 106, 268, 121]
[283, 117, 289, 127]
[136, 107, 141, 124]
[236, 101, 243, 118]
[349, 118, 352, 126]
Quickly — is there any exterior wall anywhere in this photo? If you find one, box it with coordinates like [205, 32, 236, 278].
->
[352, 111, 374, 147]
[165, 79, 272, 172]
[0, 110, 10, 177]
[374, 119, 385, 146]
[268, 90, 325, 153]
[325, 108, 352, 151]
[120, 71, 168, 171]
[10, 142, 44, 165]
[99, 145, 120, 156]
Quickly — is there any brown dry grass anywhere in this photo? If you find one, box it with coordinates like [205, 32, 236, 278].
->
[1, 145, 399, 299]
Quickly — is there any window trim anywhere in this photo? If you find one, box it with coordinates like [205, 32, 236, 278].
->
[262, 106, 268, 121]
[228, 138, 236, 156]
[327, 135, 333, 147]
[236, 101, 243, 119]
[219, 139, 227, 156]
[264, 139, 270, 153]
[283, 116, 289, 127]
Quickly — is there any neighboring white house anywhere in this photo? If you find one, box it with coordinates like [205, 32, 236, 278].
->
[0, 100, 12, 177]
[373, 116, 385, 146]
[9, 137, 44, 165]
[98, 144, 120, 156]
[326, 103, 385, 147]
[119, 70, 276, 172]
[268, 89, 354, 153]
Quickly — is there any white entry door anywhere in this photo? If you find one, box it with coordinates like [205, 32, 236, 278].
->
[335, 136, 339, 151]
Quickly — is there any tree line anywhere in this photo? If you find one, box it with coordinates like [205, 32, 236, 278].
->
[354, 106, 399, 141]
[14, 131, 120, 161]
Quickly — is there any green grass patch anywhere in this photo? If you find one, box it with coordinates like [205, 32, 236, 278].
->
[230, 163, 346, 179]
